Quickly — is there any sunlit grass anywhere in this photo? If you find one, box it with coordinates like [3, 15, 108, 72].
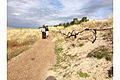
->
[7, 28, 41, 60]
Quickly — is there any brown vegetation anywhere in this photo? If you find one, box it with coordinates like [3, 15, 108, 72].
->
[7, 28, 41, 60]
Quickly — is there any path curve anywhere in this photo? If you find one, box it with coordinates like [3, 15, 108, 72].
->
[8, 33, 56, 80]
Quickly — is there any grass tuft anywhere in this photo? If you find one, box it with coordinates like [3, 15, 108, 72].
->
[55, 45, 63, 64]
[78, 71, 90, 78]
[78, 43, 84, 47]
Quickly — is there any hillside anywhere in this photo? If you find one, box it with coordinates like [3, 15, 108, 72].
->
[47, 17, 113, 80]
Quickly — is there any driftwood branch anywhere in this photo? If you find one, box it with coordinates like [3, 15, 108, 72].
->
[85, 27, 113, 31]
[59, 27, 113, 43]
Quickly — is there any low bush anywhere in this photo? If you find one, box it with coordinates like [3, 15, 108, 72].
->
[87, 46, 112, 61]
[78, 43, 84, 47]
[78, 71, 90, 78]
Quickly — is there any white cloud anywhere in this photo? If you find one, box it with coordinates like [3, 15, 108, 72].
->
[12, 13, 21, 16]
[7, 0, 113, 28]
[44, 20, 64, 25]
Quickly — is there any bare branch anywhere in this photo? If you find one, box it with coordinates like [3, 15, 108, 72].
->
[58, 27, 113, 43]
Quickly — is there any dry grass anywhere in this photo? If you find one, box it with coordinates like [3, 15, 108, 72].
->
[49, 17, 113, 80]
[54, 17, 113, 60]
[7, 28, 41, 60]
[63, 17, 113, 32]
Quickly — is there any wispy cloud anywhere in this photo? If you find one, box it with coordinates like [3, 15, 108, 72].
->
[7, 0, 113, 28]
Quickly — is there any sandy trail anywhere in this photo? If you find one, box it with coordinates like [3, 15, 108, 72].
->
[8, 34, 56, 80]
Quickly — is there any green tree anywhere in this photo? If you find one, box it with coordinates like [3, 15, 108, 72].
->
[63, 22, 70, 28]
[73, 18, 78, 21]
[66, 22, 70, 26]
[70, 21, 74, 25]
[63, 23, 66, 26]
[81, 17, 89, 22]
[73, 18, 79, 24]
[54, 25, 57, 27]
[59, 23, 62, 26]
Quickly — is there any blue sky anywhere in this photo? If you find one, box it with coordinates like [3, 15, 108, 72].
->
[7, 0, 113, 28]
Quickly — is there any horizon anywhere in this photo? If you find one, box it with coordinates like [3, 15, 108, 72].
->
[7, 17, 112, 28]
[7, 0, 113, 28]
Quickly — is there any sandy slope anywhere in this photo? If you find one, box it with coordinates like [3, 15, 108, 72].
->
[47, 31, 113, 80]
[8, 33, 56, 80]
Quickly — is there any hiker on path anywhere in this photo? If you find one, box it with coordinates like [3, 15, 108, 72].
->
[45, 26, 49, 37]
[41, 25, 46, 39]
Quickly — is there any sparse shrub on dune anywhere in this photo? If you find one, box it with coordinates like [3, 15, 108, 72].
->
[77, 71, 90, 78]
[78, 43, 84, 47]
[87, 46, 112, 61]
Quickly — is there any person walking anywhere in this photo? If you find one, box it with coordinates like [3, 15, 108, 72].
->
[45, 26, 49, 37]
[41, 25, 46, 39]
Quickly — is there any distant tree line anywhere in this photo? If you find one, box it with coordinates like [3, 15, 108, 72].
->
[53, 17, 89, 28]
[38, 17, 89, 29]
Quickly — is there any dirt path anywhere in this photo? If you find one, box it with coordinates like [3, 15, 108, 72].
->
[8, 33, 56, 80]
